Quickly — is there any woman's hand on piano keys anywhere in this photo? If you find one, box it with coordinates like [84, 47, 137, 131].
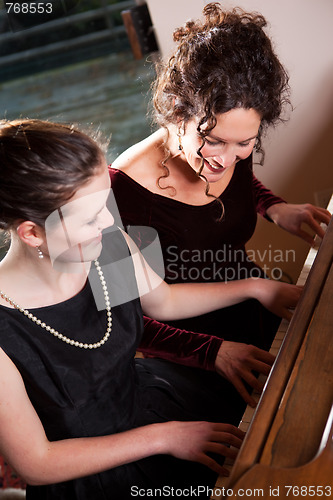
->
[266, 202, 331, 246]
[251, 278, 302, 320]
[161, 420, 245, 476]
[215, 341, 275, 407]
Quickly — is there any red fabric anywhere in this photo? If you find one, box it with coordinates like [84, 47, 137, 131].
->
[140, 316, 223, 371]
[252, 174, 286, 218]
[0, 456, 26, 489]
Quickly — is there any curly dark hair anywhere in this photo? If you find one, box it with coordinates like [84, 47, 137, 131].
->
[153, 2, 291, 156]
[0, 119, 105, 232]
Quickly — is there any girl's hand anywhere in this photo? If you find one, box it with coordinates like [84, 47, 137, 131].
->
[252, 279, 302, 320]
[266, 203, 331, 245]
[160, 421, 245, 476]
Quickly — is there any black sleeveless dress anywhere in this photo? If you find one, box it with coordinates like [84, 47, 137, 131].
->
[0, 230, 244, 500]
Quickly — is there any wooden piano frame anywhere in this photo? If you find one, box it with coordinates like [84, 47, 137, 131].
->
[212, 204, 333, 499]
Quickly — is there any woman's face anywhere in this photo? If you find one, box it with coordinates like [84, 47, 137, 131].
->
[44, 160, 114, 268]
[180, 108, 261, 182]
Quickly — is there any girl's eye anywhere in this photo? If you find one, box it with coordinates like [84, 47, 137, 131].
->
[239, 142, 250, 147]
[87, 217, 97, 226]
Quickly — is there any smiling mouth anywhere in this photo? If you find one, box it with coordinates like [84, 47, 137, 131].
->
[204, 159, 225, 173]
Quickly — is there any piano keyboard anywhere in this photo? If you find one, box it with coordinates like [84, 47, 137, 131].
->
[211, 195, 333, 499]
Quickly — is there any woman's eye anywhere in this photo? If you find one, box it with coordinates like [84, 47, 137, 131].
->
[205, 138, 223, 146]
[239, 142, 250, 147]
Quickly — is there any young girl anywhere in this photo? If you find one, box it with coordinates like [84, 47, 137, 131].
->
[0, 119, 302, 499]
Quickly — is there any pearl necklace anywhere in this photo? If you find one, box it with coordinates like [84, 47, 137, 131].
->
[0, 260, 112, 349]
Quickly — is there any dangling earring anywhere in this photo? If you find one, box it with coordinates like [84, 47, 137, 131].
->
[36, 246, 44, 259]
[177, 130, 183, 151]
[177, 122, 185, 151]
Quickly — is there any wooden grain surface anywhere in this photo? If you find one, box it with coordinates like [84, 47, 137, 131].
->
[225, 216, 333, 493]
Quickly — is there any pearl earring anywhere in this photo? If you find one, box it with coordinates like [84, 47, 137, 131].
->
[36, 246, 44, 259]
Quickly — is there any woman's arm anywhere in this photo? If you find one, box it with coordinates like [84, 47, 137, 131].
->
[252, 174, 286, 218]
[141, 317, 275, 406]
[266, 202, 331, 245]
[140, 316, 222, 371]
[215, 341, 275, 407]
[252, 174, 331, 244]
[0, 348, 244, 483]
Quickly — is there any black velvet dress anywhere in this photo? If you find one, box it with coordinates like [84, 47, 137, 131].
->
[109, 160, 283, 357]
[0, 230, 246, 500]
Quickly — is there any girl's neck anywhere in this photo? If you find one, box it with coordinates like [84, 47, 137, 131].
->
[0, 241, 89, 309]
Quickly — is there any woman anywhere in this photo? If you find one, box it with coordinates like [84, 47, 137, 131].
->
[110, 3, 330, 383]
[0, 119, 302, 499]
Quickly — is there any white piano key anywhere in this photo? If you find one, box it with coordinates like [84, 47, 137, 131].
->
[274, 330, 286, 341]
[242, 405, 256, 423]
[271, 339, 282, 350]
[277, 319, 289, 333]
[239, 420, 248, 432]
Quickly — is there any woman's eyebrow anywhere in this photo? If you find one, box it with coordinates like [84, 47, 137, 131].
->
[207, 133, 258, 142]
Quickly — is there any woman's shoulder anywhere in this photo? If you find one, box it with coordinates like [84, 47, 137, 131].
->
[111, 130, 164, 183]
[111, 141, 144, 173]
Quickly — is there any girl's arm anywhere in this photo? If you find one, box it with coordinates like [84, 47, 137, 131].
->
[123, 230, 302, 322]
[0, 347, 161, 485]
[0, 348, 243, 484]
[140, 273, 301, 322]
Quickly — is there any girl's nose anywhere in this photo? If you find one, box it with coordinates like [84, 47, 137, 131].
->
[99, 207, 114, 230]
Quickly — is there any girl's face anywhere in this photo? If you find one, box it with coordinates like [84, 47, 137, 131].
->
[45, 161, 114, 268]
[180, 108, 261, 183]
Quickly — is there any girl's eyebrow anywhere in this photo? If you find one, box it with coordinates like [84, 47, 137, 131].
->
[206, 133, 258, 143]
[84, 205, 104, 223]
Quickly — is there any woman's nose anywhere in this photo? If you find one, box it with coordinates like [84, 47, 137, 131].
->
[214, 150, 236, 168]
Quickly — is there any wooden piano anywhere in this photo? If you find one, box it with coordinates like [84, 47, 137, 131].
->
[211, 196, 333, 500]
